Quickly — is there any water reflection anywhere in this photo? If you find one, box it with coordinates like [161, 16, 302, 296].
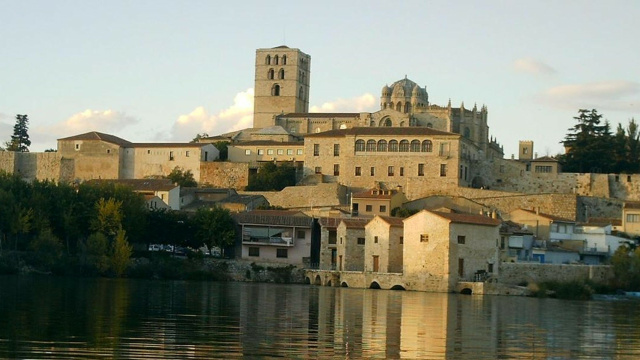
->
[1, 276, 640, 358]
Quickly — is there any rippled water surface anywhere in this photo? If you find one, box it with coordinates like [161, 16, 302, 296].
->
[1, 276, 640, 359]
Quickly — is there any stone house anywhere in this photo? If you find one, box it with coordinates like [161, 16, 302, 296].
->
[85, 178, 181, 210]
[234, 210, 317, 265]
[317, 217, 341, 270]
[403, 210, 500, 292]
[622, 202, 640, 236]
[509, 208, 576, 241]
[364, 216, 404, 273]
[351, 186, 407, 217]
[336, 219, 367, 271]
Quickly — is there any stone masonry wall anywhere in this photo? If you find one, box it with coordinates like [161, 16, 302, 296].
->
[0, 151, 15, 174]
[200, 162, 249, 189]
[498, 262, 613, 285]
[242, 183, 346, 209]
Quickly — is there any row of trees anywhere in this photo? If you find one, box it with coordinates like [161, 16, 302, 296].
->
[0, 172, 237, 276]
[559, 109, 639, 174]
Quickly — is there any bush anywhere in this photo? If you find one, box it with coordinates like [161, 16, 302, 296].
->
[530, 281, 593, 300]
[28, 229, 64, 271]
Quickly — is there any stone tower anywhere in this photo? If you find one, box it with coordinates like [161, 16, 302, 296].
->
[519, 140, 534, 160]
[253, 46, 311, 129]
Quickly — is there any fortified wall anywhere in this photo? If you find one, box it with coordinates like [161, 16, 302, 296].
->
[241, 183, 347, 209]
[200, 162, 249, 189]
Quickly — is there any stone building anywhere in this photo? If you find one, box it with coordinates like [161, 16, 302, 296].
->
[403, 210, 500, 292]
[351, 186, 407, 217]
[336, 219, 367, 271]
[622, 202, 640, 236]
[509, 208, 576, 241]
[364, 216, 404, 273]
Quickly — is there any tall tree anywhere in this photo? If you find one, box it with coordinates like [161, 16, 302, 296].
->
[560, 109, 614, 173]
[194, 207, 236, 251]
[6, 114, 31, 152]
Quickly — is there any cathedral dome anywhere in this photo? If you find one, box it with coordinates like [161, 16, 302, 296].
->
[390, 77, 418, 98]
[381, 85, 391, 96]
[412, 84, 421, 96]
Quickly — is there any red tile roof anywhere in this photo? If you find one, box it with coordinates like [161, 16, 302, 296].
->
[429, 210, 501, 227]
[58, 131, 132, 146]
[377, 216, 405, 228]
[340, 219, 368, 229]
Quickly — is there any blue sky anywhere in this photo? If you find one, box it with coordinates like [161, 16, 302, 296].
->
[1, 0, 638, 157]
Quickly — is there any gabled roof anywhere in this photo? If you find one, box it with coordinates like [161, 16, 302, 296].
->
[374, 215, 404, 228]
[514, 208, 574, 222]
[304, 127, 456, 138]
[414, 210, 501, 227]
[532, 156, 558, 163]
[624, 202, 640, 210]
[235, 210, 312, 227]
[130, 142, 210, 148]
[58, 131, 132, 147]
[340, 218, 368, 229]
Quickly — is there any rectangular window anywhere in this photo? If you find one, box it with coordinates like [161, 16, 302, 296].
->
[313, 144, 320, 156]
[248, 247, 260, 257]
[297, 230, 305, 239]
[287, 149, 293, 155]
[276, 249, 288, 258]
[440, 164, 447, 177]
[366, 205, 373, 212]
[169, 151, 175, 161]
[388, 166, 394, 176]
[355, 167, 361, 176]
[399, 236, 404, 244]
[258, 149, 264, 155]
[628, 214, 640, 223]
[277, 149, 284, 155]
[147, 149, 151, 154]
[357, 237, 365, 245]
[106, 149, 111, 154]
[267, 149, 274, 155]
[458, 258, 464, 277]
[75, 144, 80, 150]
[314, 167, 322, 174]
[245, 149, 251, 155]
[370, 167, 375, 176]
[534, 165, 553, 173]
[400, 167, 404, 176]
[297, 149, 303, 155]
[379, 205, 386, 213]
[374, 236, 378, 244]
[418, 164, 425, 176]
[328, 230, 337, 244]
[334, 144, 340, 156]
[439, 142, 450, 156]
[420, 234, 429, 243]
[186, 151, 190, 157]
[457, 235, 466, 244]
[333, 164, 340, 176]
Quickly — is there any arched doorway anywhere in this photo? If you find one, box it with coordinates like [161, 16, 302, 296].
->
[341, 282, 349, 288]
[314, 275, 322, 285]
[369, 281, 381, 289]
[390, 285, 406, 290]
[460, 288, 473, 295]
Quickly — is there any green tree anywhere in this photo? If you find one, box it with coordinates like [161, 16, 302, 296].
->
[111, 228, 132, 277]
[167, 166, 198, 187]
[194, 207, 236, 251]
[246, 162, 296, 191]
[610, 245, 640, 290]
[559, 109, 614, 173]
[29, 228, 64, 270]
[83, 232, 110, 274]
[6, 114, 31, 152]
[90, 198, 123, 237]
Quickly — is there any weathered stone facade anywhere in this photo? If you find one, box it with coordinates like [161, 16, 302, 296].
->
[364, 216, 404, 273]
[497, 262, 613, 285]
[242, 183, 346, 209]
[200, 162, 249, 189]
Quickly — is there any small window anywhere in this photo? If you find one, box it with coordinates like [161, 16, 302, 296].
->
[278, 68, 285, 79]
[75, 143, 80, 150]
[297, 230, 305, 239]
[272, 84, 280, 96]
[420, 234, 429, 243]
[418, 164, 425, 176]
[388, 166, 394, 176]
[457, 235, 466, 244]
[357, 237, 365, 245]
[380, 205, 386, 213]
[245, 149, 251, 155]
[287, 149, 293, 155]
[297, 149, 303, 155]
[147, 149, 151, 154]
[399, 236, 404, 244]
[314, 167, 322, 174]
[169, 151, 174, 161]
[355, 167, 361, 176]
[374, 236, 378, 244]
[333, 164, 340, 176]
[628, 175, 632, 182]
[627, 214, 640, 223]
[355, 139, 365, 152]
[258, 149, 264, 155]
[248, 247, 260, 257]
[267, 149, 274, 155]
[370, 167, 375, 176]
[440, 164, 447, 177]
[106, 149, 111, 154]
[185, 151, 190, 157]
[400, 167, 404, 176]
[366, 140, 376, 152]
[313, 144, 320, 156]
[277, 149, 284, 155]
[334, 144, 340, 156]
[366, 205, 373, 212]
[276, 249, 288, 258]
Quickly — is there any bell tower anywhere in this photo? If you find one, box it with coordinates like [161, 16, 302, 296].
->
[253, 46, 310, 129]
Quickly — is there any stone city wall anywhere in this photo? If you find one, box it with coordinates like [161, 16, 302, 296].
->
[242, 183, 346, 209]
[498, 262, 613, 285]
[0, 151, 15, 174]
[200, 161, 249, 189]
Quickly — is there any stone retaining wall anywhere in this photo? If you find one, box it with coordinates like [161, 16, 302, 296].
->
[498, 262, 613, 285]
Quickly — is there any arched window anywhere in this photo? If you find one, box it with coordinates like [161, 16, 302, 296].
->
[366, 140, 376, 152]
[464, 127, 471, 138]
[266, 55, 271, 65]
[279, 68, 285, 79]
[274, 55, 279, 65]
[282, 55, 287, 65]
[383, 103, 387, 109]
[422, 140, 433, 152]
[370, 121, 375, 126]
[404, 102, 411, 113]
[355, 139, 365, 152]
[272, 84, 280, 96]
[410, 140, 420, 152]
[268, 69, 274, 79]
[396, 102, 402, 111]
[377, 140, 387, 152]
[299, 86, 304, 99]
[427, 122, 433, 128]
[399, 140, 409, 152]
[389, 140, 398, 152]
[384, 118, 392, 127]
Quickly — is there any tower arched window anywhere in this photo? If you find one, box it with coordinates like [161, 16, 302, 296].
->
[396, 102, 402, 111]
[355, 140, 365, 152]
[299, 86, 304, 99]
[366, 140, 376, 152]
[266, 55, 271, 65]
[383, 103, 387, 109]
[422, 140, 433, 152]
[377, 140, 387, 152]
[389, 140, 398, 152]
[282, 55, 287, 65]
[464, 127, 471, 138]
[384, 118, 392, 127]
[279, 68, 285, 79]
[399, 140, 409, 152]
[274, 55, 279, 65]
[272, 84, 280, 96]
[410, 140, 420, 152]
[268, 69, 274, 80]
[404, 102, 411, 113]
[427, 122, 433, 128]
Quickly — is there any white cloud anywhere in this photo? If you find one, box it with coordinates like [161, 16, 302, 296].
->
[537, 80, 640, 111]
[513, 58, 556, 76]
[310, 93, 377, 113]
[169, 88, 254, 141]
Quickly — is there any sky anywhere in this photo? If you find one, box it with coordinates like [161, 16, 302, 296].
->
[1, 1, 638, 157]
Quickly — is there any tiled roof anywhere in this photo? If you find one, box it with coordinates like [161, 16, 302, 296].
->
[130, 142, 209, 148]
[586, 217, 622, 226]
[340, 219, 368, 229]
[229, 141, 303, 146]
[532, 156, 558, 162]
[58, 131, 132, 146]
[429, 210, 501, 227]
[255, 126, 290, 135]
[352, 188, 397, 199]
[85, 178, 177, 191]
[377, 216, 405, 228]
[624, 202, 640, 209]
[517, 208, 574, 222]
[279, 113, 360, 118]
[318, 217, 343, 229]
[304, 127, 456, 138]
[235, 210, 312, 227]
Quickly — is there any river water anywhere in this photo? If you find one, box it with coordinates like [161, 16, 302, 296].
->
[1, 276, 639, 359]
